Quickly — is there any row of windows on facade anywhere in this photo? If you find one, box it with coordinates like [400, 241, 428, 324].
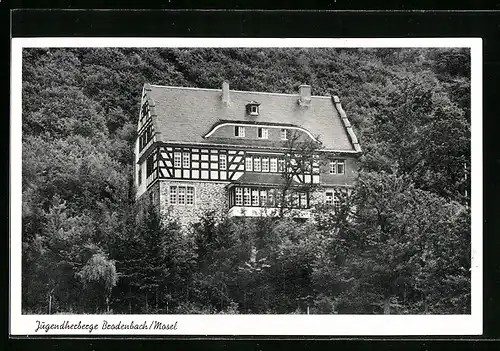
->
[172, 152, 284, 173]
[230, 188, 342, 210]
[139, 155, 345, 186]
[166, 184, 342, 211]
[230, 187, 309, 209]
[170, 151, 345, 175]
[167, 185, 309, 209]
[234, 126, 289, 140]
[169, 185, 195, 205]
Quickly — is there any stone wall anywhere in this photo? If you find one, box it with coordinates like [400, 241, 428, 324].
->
[135, 181, 161, 223]
[143, 178, 353, 228]
[158, 180, 228, 227]
[310, 185, 352, 205]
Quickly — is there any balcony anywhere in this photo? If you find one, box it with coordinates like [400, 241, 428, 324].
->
[227, 183, 311, 218]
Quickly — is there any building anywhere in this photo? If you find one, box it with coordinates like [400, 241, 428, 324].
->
[134, 82, 362, 225]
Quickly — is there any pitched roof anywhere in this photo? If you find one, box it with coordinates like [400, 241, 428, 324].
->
[145, 84, 361, 152]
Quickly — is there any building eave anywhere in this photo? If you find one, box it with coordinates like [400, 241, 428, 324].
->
[136, 141, 157, 164]
[331, 95, 362, 153]
[137, 140, 361, 164]
[157, 140, 357, 154]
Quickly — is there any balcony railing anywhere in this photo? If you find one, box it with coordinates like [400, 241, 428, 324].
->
[227, 205, 311, 218]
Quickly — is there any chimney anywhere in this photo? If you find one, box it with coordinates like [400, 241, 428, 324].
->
[298, 84, 311, 106]
[222, 81, 230, 105]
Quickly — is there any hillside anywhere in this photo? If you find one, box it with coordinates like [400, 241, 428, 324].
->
[21, 47, 471, 314]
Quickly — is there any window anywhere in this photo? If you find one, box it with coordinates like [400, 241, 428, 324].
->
[146, 126, 153, 141]
[292, 193, 299, 208]
[258, 128, 268, 139]
[139, 125, 153, 151]
[275, 192, 282, 207]
[337, 160, 345, 174]
[270, 158, 278, 173]
[333, 197, 341, 212]
[235, 188, 243, 206]
[141, 101, 149, 120]
[183, 153, 190, 168]
[285, 193, 291, 208]
[268, 190, 275, 207]
[325, 190, 342, 210]
[164, 186, 193, 205]
[325, 191, 333, 205]
[244, 188, 251, 206]
[138, 168, 142, 185]
[146, 155, 154, 177]
[245, 156, 253, 171]
[329, 162, 336, 174]
[219, 154, 227, 170]
[186, 187, 194, 205]
[139, 133, 146, 150]
[330, 160, 346, 175]
[278, 159, 285, 172]
[178, 186, 186, 205]
[235, 126, 245, 137]
[306, 161, 313, 173]
[252, 189, 259, 206]
[247, 103, 260, 116]
[254, 157, 261, 172]
[262, 158, 269, 172]
[260, 190, 267, 207]
[170, 186, 177, 204]
[281, 129, 288, 140]
[174, 152, 181, 168]
[300, 193, 308, 208]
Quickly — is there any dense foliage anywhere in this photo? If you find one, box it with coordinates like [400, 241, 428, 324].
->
[21, 47, 471, 314]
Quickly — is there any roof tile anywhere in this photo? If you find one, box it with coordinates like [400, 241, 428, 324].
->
[147, 84, 358, 151]
[232, 173, 301, 186]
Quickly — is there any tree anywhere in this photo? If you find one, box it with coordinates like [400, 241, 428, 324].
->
[77, 253, 118, 313]
[276, 130, 323, 217]
[329, 171, 471, 314]
[21, 47, 471, 314]
[112, 205, 197, 314]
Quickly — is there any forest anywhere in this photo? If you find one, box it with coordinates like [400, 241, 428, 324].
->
[21, 47, 471, 315]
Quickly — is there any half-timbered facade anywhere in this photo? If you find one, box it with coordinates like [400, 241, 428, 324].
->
[134, 82, 361, 225]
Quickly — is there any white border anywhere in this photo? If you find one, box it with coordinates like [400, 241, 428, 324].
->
[10, 38, 482, 336]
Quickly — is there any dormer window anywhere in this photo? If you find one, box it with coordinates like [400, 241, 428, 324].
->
[234, 126, 245, 137]
[246, 101, 261, 116]
[258, 127, 269, 139]
[281, 128, 288, 140]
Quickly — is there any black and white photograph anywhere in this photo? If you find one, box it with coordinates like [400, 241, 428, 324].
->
[10, 38, 482, 335]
